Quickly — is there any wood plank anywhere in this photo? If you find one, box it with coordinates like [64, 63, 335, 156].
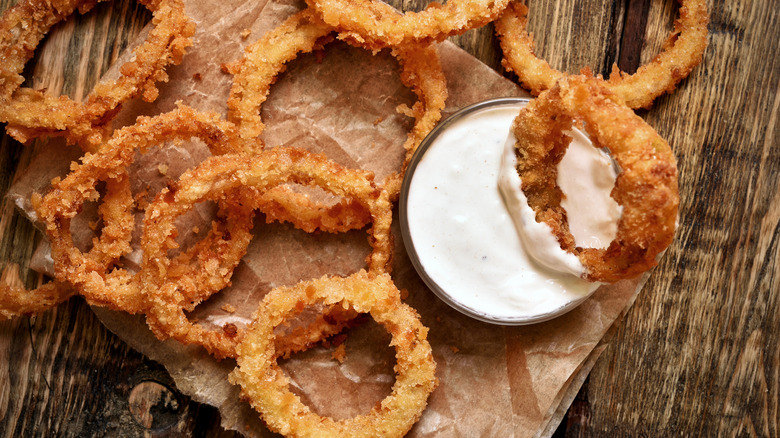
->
[0, 299, 235, 436]
[585, 0, 780, 435]
[522, 0, 624, 77]
[617, 0, 652, 73]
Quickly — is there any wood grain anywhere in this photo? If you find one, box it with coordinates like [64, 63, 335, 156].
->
[586, 0, 780, 434]
[2, 0, 779, 436]
[0, 299, 234, 436]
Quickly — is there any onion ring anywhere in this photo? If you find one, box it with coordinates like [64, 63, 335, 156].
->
[34, 101, 371, 318]
[229, 269, 437, 437]
[35, 104, 259, 313]
[226, 8, 447, 200]
[0, 281, 76, 319]
[0, 0, 195, 148]
[140, 147, 394, 359]
[384, 42, 447, 198]
[305, 0, 509, 49]
[511, 75, 679, 282]
[226, 9, 334, 143]
[495, 0, 708, 109]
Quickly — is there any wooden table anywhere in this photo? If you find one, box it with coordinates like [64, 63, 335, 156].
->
[1, 0, 778, 435]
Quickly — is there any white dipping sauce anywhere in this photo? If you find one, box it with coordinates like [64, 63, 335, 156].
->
[403, 100, 620, 323]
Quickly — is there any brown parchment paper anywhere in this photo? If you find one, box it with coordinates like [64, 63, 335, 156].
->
[8, 0, 649, 435]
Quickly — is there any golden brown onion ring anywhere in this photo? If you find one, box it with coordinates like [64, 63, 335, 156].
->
[495, 0, 708, 109]
[0, 281, 76, 319]
[305, 0, 509, 49]
[0, 0, 195, 149]
[35, 105, 259, 313]
[226, 8, 334, 143]
[226, 8, 447, 200]
[225, 10, 379, 230]
[229, 270, 437, 437]
[384, 42, 447, 199]
[512, 75, 679, 282]
[140, 147, 394, 359]
[21, 172, 135, 317]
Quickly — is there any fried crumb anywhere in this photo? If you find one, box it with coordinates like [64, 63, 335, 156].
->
[192, 72, 202, 81]
[222, 323, 238, 338]
[331, 343, 347, 363]
[134, 190, 149, 211]
[158, 164, 169, 176]
[88, 220, 99, 231]
[400, 288, 409, 300]
[241, 28, 251, 39]
[221, 303, 236, 313]
[396, 103, 414, 117]
[192, 225, 200, 234]
[450, 346, 460, 354]
[322, 333, 347, 349]
[220, 63, 231, 74]
[373, 116, 384, 126]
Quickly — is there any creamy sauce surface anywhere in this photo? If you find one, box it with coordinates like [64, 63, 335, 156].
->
[405, 101, 619, 321]
[557, 130, 622, 248]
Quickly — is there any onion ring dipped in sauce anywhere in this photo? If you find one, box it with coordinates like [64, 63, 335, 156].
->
[508, 75, 679, 283]
[140, 147, 395, 359]
[494, 0, 709, 109]
[34, 104, 260, 314]
[229, 270, 436, 438]
[0, 0, 195, 149]
[305, 0, 509, 49]
[225, 8, 447, 201]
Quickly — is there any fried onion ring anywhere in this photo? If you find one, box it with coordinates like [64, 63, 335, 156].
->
[230, 270, 437, 438]
[495, 0, 708, 109]
[22, 172, 135, 316]
[226, 8, 334, 143]
[226, 8, 447, 200]
[511, 75, 679, 282]
[35, 104, 258, 313]
[0, 281, 76, 319]
[140, 147, 394, 359]
[384, 42, 448, 199]
[0, 0, 195, 148]
[305, 0, 509, 49]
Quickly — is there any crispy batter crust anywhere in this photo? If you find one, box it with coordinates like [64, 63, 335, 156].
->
[226, 9, 447, 201]
[36, 105, 257, 313]
[307, 0, 509, 49]
[0, 282, 76, 319]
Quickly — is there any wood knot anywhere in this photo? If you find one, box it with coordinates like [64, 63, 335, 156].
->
[128, 380, 182, 431]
